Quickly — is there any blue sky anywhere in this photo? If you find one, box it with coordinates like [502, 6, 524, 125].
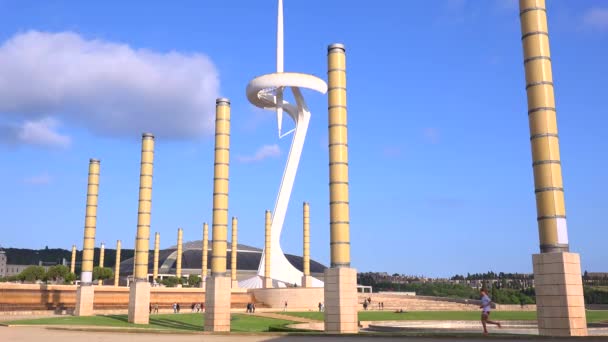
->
[0, 0, 606, 277]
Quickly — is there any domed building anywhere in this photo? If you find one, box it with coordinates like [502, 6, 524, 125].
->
[119, 240, 326, 285]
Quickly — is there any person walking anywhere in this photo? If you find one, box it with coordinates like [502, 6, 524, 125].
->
[480, 289, 501, 334]
[283, 300, 288, 312]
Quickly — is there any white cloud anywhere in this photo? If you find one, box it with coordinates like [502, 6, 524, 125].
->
[0, 31, 219, 141]
[0, 117, 70, 148]
[582, 8, 608, 31]
[23, 172, 52, 185]
[237, 144, 281, 163]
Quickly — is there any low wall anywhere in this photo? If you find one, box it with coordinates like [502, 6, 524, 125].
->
[494, 304, 537, 311]
[377, 291, 416, 296]
[0, 283, 254, 312]
[251, 287, 324, 311]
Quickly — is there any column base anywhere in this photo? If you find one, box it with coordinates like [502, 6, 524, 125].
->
[74, 284, 95, 316]
[128, 281, 150, 324]
[324, 267, 358, 334]
[301, 275, 313, 288]
[533, 252, 588, 337]
[231, 280, 239, 288]
[204, 276, 231, 332]
[200, 280, 206, 289]
[263, 277, 273, 288]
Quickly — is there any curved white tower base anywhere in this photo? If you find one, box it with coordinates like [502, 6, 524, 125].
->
[246, 74, 326, 287]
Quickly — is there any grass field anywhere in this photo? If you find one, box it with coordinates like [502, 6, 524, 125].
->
[283, 310, 608, 323]
[6, 313, 295, 332]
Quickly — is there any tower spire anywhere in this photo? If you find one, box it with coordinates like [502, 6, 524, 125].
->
[276, 0, 284, 137]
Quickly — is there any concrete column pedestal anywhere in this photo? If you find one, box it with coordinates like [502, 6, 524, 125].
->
[128, 281, 150, 324]
[74, 285, 94, 316]
[263, 277, 273, 288]
[324, 267, 358, 333]
[301, 275, 313, 288]
[533, 252, 587, 336]
[231, 280, 239, 289]
[204, 276, 231, 332]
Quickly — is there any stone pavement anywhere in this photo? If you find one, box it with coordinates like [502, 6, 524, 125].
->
[3, 326, 608, 342]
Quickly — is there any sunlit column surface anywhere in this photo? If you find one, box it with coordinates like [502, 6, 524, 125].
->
[204, 98, 232, 332]
[202, 223, 209, 284]
[80, 159, 100, 285]
[114, 240, 121, 286]
[210, 99, 231, 276]
[324, 43, 358, 334]
[128, 133, 154, 325]
[98, 243, 105, 285]
[153, 232, 160, 282]
[303, 202, 310, 276]
[327, 44, 351, 267]
[519, 0, 568, 253]
[176, 228, 183, 279]
[134, 133, 155, 280]
[70, 245, 77, 275]
[519, 1, 587, 336]
[231, 217, 238, 286]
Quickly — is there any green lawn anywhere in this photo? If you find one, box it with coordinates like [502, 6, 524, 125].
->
[282, 310, 608, 323]
[6, 313, 296, 332]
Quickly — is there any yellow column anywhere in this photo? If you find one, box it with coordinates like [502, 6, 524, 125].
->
[520, 1, 587, 337]
[75, 158, 100, 316]
[231, 217, 238, 287]
[128, 133, 154, 325]
[176, 228, 183, 279]
[324, 43, 358, 334]
[134, 133, 154, 280]
[210, 98, 230, 276]
[205, 98, 232, 332]
[98, 243, 105, 285]
[519, 0, 568, 253]
[114, 240, 121, 286]
[153, 232, 160, 282]
[70, 245, 76, 274]
[80, 158, 100, 284]
[328, 43, 351, 267]
[201, 223, 209, 283]
[303, 202, 310, 276]
[263, 210, 272, 288]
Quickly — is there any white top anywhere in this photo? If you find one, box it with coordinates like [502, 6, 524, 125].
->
[481, 294, 492, 312]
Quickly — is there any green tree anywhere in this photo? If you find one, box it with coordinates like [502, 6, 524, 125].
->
[161, 276, 181, 287]
[46, 265, 71, 283]
[93, 267, 114, 281]
[187, 274, 201, 287]
[18, 266, 47, 282]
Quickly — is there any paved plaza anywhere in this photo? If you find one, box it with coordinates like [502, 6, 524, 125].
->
[3, 326, 608, 342]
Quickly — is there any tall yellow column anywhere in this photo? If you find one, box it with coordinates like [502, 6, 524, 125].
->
[176, 228, 183, 281]
[98, 243, 105, 285]
[75, 158, 100, 317]
[128, 133, 155, 324]
[301, 202, 312, 287]
[231, 217, 238, 288]
[114, 240, 121, 286]
[263, 210, 272, 288]
[70, 245, 76, 275]
[201, 223, 208, 288]
[324, 43, 358, 333]
[153, 232, 160, 283]
[204, 98, 232, 332]
[519, 0, 586, 336]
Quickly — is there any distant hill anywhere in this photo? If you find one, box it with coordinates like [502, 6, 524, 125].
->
[2, 247, 135, 274]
